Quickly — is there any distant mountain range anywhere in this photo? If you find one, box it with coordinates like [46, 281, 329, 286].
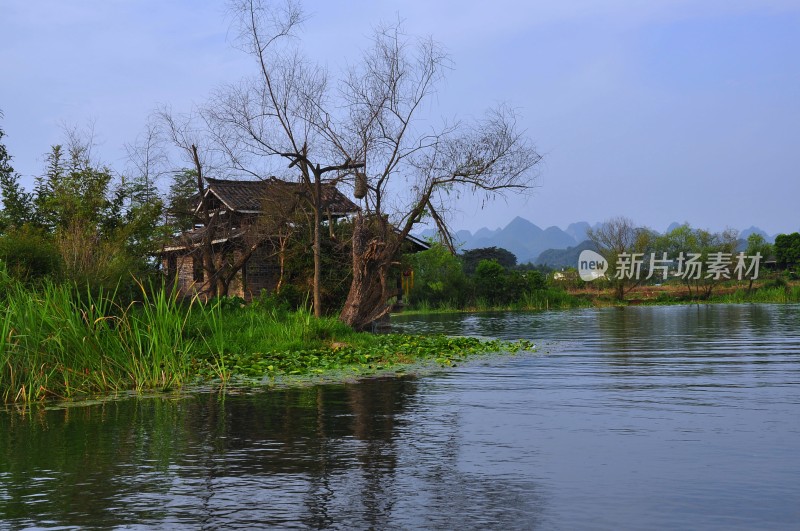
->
[417, 217, 783, 267]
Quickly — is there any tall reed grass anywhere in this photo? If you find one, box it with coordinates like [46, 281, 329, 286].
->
[518, 288, 590, 310]
[405, 289, 589, 313]
[0, 265, 359, 403]
[0, 274, 195, 403]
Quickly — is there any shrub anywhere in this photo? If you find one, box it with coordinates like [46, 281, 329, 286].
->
[0, 225, 63, 282]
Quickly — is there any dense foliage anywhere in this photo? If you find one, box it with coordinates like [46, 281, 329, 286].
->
[774, 232, 800, 270]
[0, 113, 368, 313]
[405, 223, 799, 310]
[461, 247, 517, 275]
[404, 243, 570, 310]
[0, 125, 162, 296]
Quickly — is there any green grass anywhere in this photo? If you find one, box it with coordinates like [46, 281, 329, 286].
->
[0, 279, 196, 402]
[183, 298, 534, 383]
[711, 285, 800, 304]
[401, 282, 800, 315]
[0, 271, 534, 404]
[402, 288, 590, 314]
[516, 288, 591, 310]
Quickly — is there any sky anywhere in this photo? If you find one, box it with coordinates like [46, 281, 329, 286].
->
[2, 0, 799, 237]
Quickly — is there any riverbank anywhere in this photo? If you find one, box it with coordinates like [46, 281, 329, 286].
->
[0, 280, 533, 404]
[5, 274, 794, 404]
[578, 281, 800, 306]
[399, 281, 800, 315]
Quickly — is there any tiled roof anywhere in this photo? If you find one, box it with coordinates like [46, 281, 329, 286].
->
[204, 177, 359, 215]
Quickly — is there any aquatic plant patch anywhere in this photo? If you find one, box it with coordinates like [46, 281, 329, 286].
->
[197, 334, 536, 384]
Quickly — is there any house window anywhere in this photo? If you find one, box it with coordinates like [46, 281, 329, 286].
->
[193, 255, 204, 283]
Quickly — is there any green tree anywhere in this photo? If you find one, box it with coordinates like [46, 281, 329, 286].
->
[744, 233, 773, 292]
[774, 232, 800, 270]
[527, 269, 547, 290]
[687, 227, 738, 298]
[405, 242, 468, 308]
[0, 120, 34, 231]
[657, 223, 739, 299]
[38, 143, 117, 230]
[165, 169, 199, 234]
[505, 270, 530, 301]
[25, 134, 162, 291]
[114, 178, 163, 275]
[461, 247, 517, 275]
[474, 259, 507, 305]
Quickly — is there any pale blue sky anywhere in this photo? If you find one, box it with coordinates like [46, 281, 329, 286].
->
[2, 1, 799, 235]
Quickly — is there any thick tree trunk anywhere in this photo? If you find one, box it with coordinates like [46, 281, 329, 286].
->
[340, 215, 395, 330]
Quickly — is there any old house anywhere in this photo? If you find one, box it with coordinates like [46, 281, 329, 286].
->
[162, 177, 360, 300]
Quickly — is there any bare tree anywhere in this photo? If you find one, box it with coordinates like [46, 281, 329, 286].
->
[207, 0, 363, 316]
[155, 108, 274, 298]
[335, 25, 542, 329]
[587, 216, 655, 300]
[213, 1, 541, 327]
[124, 120, 168, 205]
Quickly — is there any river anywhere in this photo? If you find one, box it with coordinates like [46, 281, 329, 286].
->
[1, 304, 799, 529]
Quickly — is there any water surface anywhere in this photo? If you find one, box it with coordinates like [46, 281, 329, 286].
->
[2, 304, 798, 529]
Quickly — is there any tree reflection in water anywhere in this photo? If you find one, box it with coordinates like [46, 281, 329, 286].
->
[0, 376, 545, 529]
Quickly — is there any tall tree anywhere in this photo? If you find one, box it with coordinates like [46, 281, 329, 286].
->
[28, 128, 161, 288]
[0, 117, 33, 231]
[198, 0, 540, 326]
[336, 29, 541, 328]
[210, 0, 363, 316]
[124, 120, 167, 207]
[165, 169, 200, 234]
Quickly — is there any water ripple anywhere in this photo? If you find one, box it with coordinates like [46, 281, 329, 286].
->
[1, 304, 798, 529]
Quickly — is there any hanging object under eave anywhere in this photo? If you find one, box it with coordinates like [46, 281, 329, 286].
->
[354, 171, 367, 199]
